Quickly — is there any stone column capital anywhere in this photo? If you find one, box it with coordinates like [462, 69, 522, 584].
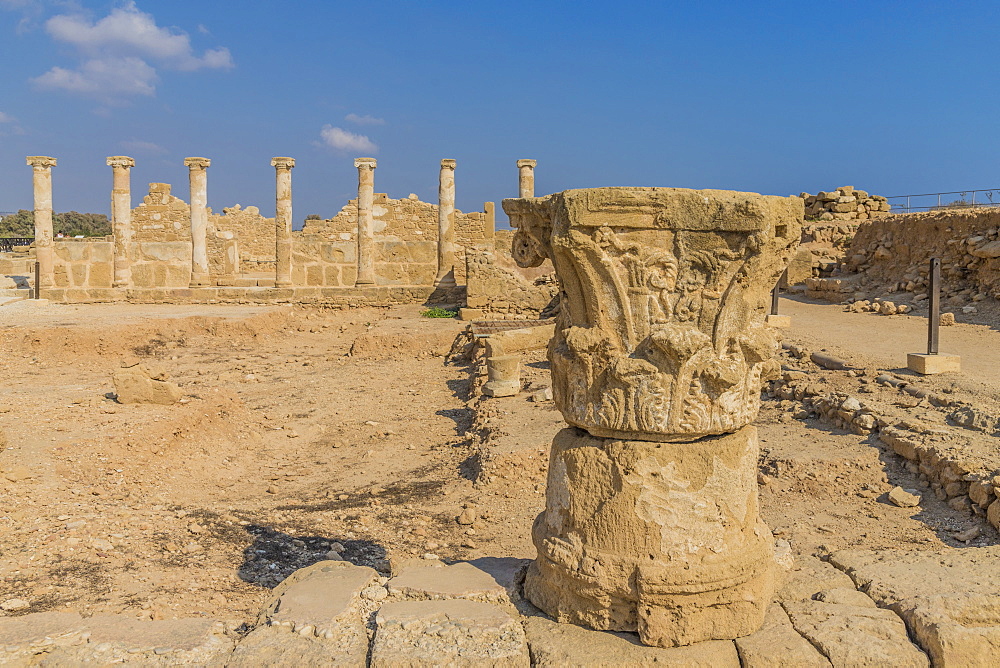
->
[440, 159, 457, 170]
[271, 156, 296, 170]
[26, 156, 57, 168]
[354, 157, 377, 170]
[184, 157, 211, 170]
[517, 159, 537, 169]
[106, 156, 135, 169]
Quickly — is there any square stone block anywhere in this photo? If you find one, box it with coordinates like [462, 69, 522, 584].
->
[765, 314, 791, 328]
[460, 308, 484, 321]
[907, 353, 961, 375]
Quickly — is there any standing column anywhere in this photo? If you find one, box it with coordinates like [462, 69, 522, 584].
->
[436, 159, 457, 288]
[354, 157, 377, 286]
[517, 159, 537, 198]
[184, 157, 211, 287]
[107, 156, 135, 288]
[26, 156, 57, 290]
[271, 157, 295, 288]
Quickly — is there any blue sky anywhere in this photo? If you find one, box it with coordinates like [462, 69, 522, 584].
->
[1, 1, 998, 226]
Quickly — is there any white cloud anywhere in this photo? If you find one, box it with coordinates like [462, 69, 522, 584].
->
[345, 113, 385, 126]
[0, 111, 13, 122]
[121, 139, 167, 154]
[30, 2, 232, 102]
[320, 125, 377, 153]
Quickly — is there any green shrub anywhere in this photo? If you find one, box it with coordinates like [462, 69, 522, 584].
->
[421, 306, 458, 318]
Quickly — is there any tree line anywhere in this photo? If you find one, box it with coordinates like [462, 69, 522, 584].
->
[0, 210, 111, 238]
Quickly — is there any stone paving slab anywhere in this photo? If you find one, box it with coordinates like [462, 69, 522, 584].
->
[783, 600, 929, 667]
[227, 625, 366, 668]
[735, 604, 831, 667]
[371, 599, 529, 667]
[388, 560, 512, 603]
[522, 614, 740, 667]
[0, 612, 89, 663]
[775, 556, 857, 603]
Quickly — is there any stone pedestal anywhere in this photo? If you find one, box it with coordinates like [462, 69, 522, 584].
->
[527, 426, 776, 647]
[271, 157, 295, 288]
[517, 159, 537, 198]
[354, 158, 377, 286]
[483, 355, 521, 397]
[26, 156, 57, 290]
[503, 187, 803, 647]
[184, 157, 211, 287]
[765, 314, 791, 328]
[435, 159, 457, 288]
[907, 353, 961, 375]
[107, 156, 135, 288]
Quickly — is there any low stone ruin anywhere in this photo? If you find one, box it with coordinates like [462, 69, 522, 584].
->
[800, 186, 890, 221]
[503, 186, 802, 647]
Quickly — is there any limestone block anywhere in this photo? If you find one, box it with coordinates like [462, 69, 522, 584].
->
[483, 355, 521, 397]
[765, 314, 791, 328]
[502, 187, 802, 441]
[896, 594, 1000, 667]
[775, 556, 857, 604]
[257, 560, 377, 643]
[525, 426, 775, 647]
[907, 353, 961, 375]
[370, 600, 529, 667]
[306, 264, 323, 286]
[734, 604, 830, 667]
[229, 625, 365, 667]
[485, 324, 555, 355]
[387, 561, 510, 603]
[523, 614, 740, 667]
[112, 363, 182, 405]
[784, 600, 929, 667]
[90, 242, 114, 263]
[0, 612, 88, 664]
[70, 263, 88, 286]
[88, 262, 113, 288]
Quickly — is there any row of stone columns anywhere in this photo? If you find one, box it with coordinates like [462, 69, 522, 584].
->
[26, 155, 538, 292]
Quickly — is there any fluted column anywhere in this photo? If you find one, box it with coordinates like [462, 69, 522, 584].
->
[107, 156, 135, 288]
[271, 157, 295, 288]
[517, 159, 537, 198]
[184, 157, 211, 287]
[354, 157, 377, 286]
[26, 156, 57, 290]
[435, 159, 457, 288]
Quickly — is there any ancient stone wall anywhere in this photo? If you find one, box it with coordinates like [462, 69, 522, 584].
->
[842, 208, 1000, 302]
[465, 247, 558, 318]
[132, 183, 192, 241]
[211, 205, 275, 270]
[51, 238, 113, 290]
[801, 186, 890, 221]
[130, 241, 191, 288]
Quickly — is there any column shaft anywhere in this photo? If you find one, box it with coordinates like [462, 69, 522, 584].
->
[517, 159, 537, 198]
[107, 156, 135, 288]
[26, 157, 57, 290]
[272, 157, 295, 287]
[185, 157, 211, 287]
[354, 158, 377, 286]
[436, 159, 457, 288]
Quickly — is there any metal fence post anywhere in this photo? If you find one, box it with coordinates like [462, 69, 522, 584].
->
[927, 257, 940, 355]
[34, 260, 40, 300]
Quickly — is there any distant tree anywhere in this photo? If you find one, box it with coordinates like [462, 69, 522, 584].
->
[304, 214, 321, 220]
[0, 210, 110, 237]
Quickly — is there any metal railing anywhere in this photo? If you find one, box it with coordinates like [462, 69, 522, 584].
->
[886, 188, 1000, 213]
[0, 237, 33, 253]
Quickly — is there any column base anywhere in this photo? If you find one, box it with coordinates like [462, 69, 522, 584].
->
[765, 314, 791, 328]
[526, 426, 775, 648]
[907, 353, 961, 375]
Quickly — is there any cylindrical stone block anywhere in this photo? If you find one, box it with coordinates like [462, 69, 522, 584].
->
[526, 425, 775, 647]
[107, 156, 135, 288]
[483, 354, 521, 397]
[354, 157, 377, 286]
[271, 157, 295, 288]
[184, 157, 211, 287]
[517, 159, 537, 198]
[435, 159, 457, 288]
[26, 156, 57, 290]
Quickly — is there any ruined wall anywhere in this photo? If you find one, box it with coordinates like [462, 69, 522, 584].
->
[302, 194, 488, 284]
[132, 183, 192, 241]
[843, 208, 1000, 302]
[51, 238, 113, 289]
[211, 205, 274, 271]
[801, 186, 890, 221]
[466, 246, 558, 318]
[130, 242, 190, 288]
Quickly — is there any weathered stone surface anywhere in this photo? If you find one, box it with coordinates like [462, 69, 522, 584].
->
[227, 625, 364, 668]
[113, 362, 182, 404]
[896, 594, 1000, 667]
[370, 599, 529, 667]
[734, 604, 830, 667]
[783, 600, 929, 667]
[524, 425, 775, 647]
[0, 611, 88, 663]
[777, 558, 857, 606]
[503, 187, 801, 442]
[388, 560, 510, 603]
[524, 613, 739, 667]
[888, 486, 922, 507]
[258, 559, 376, 647]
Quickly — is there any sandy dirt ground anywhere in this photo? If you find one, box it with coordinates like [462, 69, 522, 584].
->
[0, 297, 998, 631]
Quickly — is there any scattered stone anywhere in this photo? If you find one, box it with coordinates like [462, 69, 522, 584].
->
[940, 312, 956, 326]
[888, 486, 922, 508]
[530, 387, 553, 402]
[371, 600, 529, 667]
[360, 585, 387, 602]
[112, 363, 182, 405]
[456, 507, 477, 526]
[0, 599, 30, 612]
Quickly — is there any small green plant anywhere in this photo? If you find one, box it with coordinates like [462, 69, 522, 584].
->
[421, 306, 459, 318]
